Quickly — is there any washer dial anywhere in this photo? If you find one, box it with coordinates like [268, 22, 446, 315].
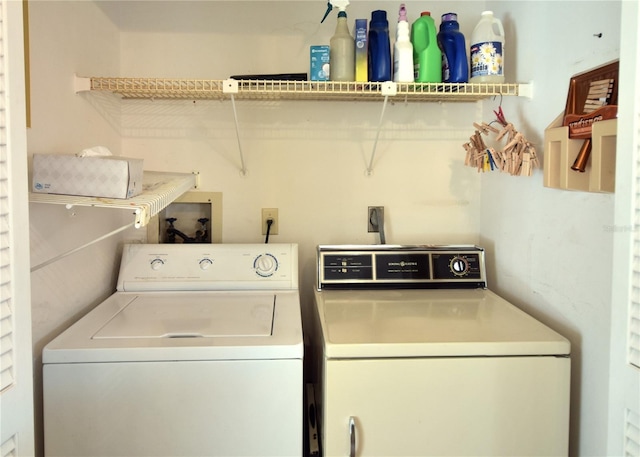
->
[254, 253, 278, 277]
[150, 258, 165, 271]
[199, 258, 214, 270]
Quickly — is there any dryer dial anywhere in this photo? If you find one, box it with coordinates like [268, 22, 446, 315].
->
[150, 258, 165, 271]
[254, 253, 278, 277]
[449, 256, 469, 276]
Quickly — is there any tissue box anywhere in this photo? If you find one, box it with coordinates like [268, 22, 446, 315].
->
[32, 154, 144, 199]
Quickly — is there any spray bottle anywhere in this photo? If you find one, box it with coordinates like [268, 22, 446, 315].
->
[321, 0, 355, 81]
[393, 4, 413, 82]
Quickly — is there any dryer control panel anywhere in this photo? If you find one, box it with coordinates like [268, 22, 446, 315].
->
[317, 245, 486, 290]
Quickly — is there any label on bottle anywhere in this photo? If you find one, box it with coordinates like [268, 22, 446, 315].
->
[470, 41, 503, 78]
[442, 53, 450, 81]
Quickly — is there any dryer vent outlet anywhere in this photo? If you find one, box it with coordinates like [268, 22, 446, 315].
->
[368, 206, 384, 232]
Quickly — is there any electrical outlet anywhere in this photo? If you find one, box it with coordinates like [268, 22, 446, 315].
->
[368, 206, 384, 232]
[262, 208, 279, 235]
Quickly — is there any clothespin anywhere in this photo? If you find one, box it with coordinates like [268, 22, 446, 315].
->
[496, 123, 514, 141]
[473, 122, 499, 135]
[493, 93, 508, 126]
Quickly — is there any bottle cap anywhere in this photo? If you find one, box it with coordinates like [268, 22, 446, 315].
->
[371, 10, 388, 25]
[398, 4, 407, 22]
[442, 12, 457, 22]
[338, 10, 347, 18]
[421, 11, 431, 17]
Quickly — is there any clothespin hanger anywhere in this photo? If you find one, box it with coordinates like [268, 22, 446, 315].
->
[493, 93, 508, 127]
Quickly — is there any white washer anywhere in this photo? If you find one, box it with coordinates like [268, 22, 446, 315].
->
[43, 243, 303, 457]
[311, 245, 571, 457]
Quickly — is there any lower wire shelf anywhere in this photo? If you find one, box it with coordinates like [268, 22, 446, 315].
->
[29, 171, 198, 228]
[29, 171, 198, 272]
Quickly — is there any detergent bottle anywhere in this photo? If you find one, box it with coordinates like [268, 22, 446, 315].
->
[437, 12, 468, 83]
[368, 10, 392, 82]
[321, 0, 355, 81]
[411, 12, 441, 83]
[393, 4, 414, 82]
[469, 11, 505, 83]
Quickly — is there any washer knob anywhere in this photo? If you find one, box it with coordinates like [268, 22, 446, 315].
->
[150, 258, 165, 271]
[254, 253, 278, 277]
[449, 256, 469, 276]
[199, 258, 213, 270]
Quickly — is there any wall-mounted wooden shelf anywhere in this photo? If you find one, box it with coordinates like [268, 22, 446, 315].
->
[544, 116, 617, 193]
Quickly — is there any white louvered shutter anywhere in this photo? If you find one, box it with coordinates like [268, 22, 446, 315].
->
[0, 0, 34, 455]
[625, 85, 640, 456]
[609, 2, 640, 456]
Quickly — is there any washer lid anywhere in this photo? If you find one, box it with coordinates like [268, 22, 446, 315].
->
[43, 291, 303, 363]
[93, 295, 274, 339]
[315, 289, 570, 358]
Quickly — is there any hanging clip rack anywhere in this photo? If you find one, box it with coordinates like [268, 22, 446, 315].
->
[463, 95, 539, 176]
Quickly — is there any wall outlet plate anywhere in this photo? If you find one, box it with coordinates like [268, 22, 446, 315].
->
[262, 208, 279, 235]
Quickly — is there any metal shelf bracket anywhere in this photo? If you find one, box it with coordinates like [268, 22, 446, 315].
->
[223, 79, 248, 176]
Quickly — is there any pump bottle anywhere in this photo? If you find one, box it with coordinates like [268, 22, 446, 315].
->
[321, 0, 355, 81]
[393, 4, 413, 82]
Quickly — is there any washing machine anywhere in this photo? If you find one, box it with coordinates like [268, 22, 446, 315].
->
[43, 243, 303, 457]
[311, 245, 571, 457]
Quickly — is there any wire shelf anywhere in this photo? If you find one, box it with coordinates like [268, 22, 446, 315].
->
[85, 77, 528, 103]
[30, 171, 197, 228]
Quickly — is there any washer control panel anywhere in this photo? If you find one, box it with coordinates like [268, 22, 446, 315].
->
[318, 245, 486, 290]
[117, 243, 298, 292]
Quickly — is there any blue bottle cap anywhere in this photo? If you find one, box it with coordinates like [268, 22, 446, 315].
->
[442, 12, 457, 22]
[371, 10, 388, 25]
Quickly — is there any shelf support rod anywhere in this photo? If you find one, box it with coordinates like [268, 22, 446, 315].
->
[31, 222, 135, 273]
[223, 79, 247, 176]
[366, 83, 397, 175]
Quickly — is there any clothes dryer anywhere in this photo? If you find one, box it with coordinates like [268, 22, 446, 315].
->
[311, 245, 570, 457]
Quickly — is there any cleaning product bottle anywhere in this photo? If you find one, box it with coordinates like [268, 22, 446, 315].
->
[368, 10, 392, 82]
[393, 4, 414, 82]
[469, 11, 505, 83]
[411, 12, 441, 83]
[437, 12, 468, 83]
[321, 0, 355, 81]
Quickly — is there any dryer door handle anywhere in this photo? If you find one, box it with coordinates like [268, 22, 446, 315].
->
[349, 416, 357, 457]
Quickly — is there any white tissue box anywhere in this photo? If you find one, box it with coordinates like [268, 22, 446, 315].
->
[32, 154, 144, 199]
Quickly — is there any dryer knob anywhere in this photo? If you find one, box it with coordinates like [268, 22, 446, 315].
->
[150, 258, 165, 271]
[449, 256, 469, 276]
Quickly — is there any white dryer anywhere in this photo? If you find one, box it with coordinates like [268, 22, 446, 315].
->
[43, 243, 303, 457]
[311, 245, 571, 457]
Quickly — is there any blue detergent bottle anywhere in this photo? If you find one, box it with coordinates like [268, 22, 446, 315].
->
[437, 12, 468, 83]
[368, 10, 392, 82]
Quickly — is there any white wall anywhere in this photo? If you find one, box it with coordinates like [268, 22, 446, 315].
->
[484, 1, 621, 456]
[26, 2, 126, 455]
[111, 0, 487, 314]
[25, 1, 623, 456]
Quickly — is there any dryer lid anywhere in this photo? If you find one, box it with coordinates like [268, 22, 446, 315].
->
[93, 294, 275, 339]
